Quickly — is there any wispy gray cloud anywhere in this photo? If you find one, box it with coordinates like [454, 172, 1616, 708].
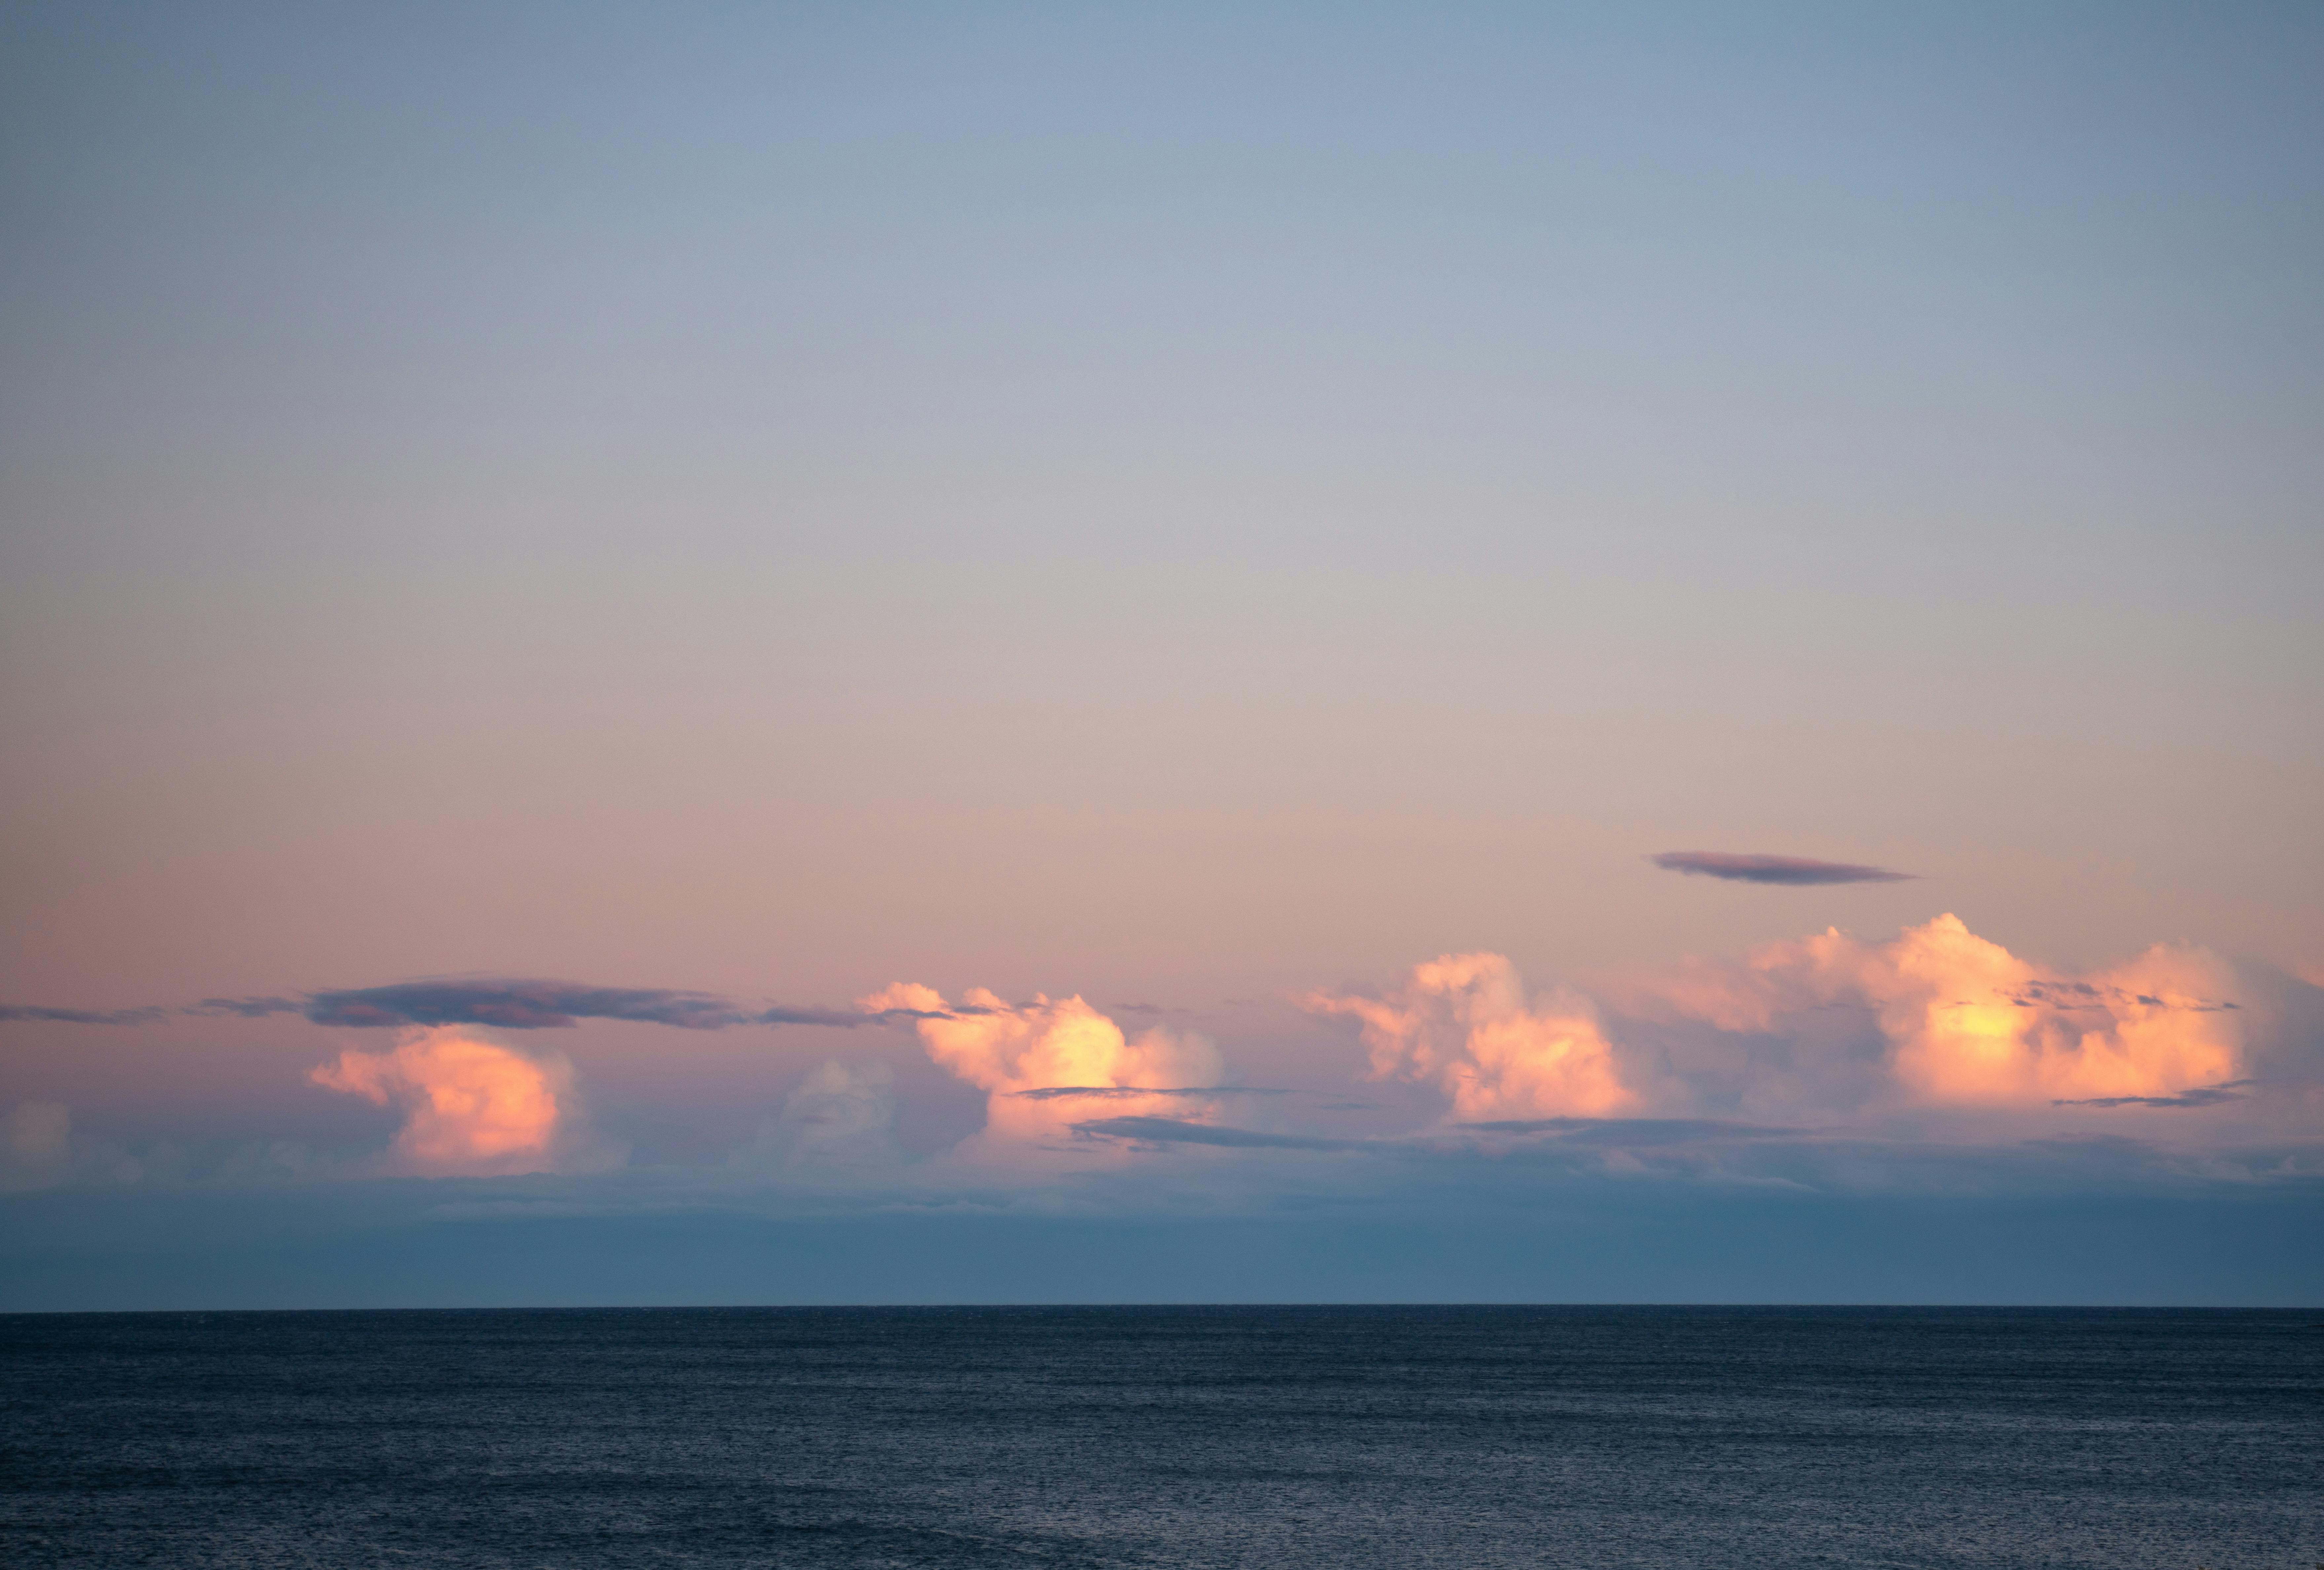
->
[0, 1004, 167, 1025]
[2053, 1080, 2255, 1109]
[186, 997, 303, 1019]
[5, 979, 985, 1032]
[754, 1006, 892, 1028]
[1013, 1086, 1290, 1101]
[305, 980, 755, 1030]
[1068, 1114, 1825, 1158]
[1650, 851, 1915, 886]
[304, 981, 956, 1031]
[2007, 980, 2239, 1013]
[1460, 1117, 1814, 1145]
[1069, 1116, 1357, 1150]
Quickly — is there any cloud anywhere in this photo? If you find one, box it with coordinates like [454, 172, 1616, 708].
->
[1651, 851, 1915, 886]
[12, 979, 982, 1034]
[1010, 1086, 1289, 1101]
[1633, 914, 2245, 1108]
[307, 1028, 582, 1176]
[736, 1060, 905, 1172]
[1459, 1117, 1811, 1145]
[1302, 954, 1635, 1121]
[0, 1004, 168, 1024]
[1, 1101, 150, 1192]
[756, 1005, 897, 1027]
[861, 983, 1224, 1149]
[301, 980, 942, 1031]
[186, 996, 303, 1018]
[2054, 1081, 2254, 1109]
[1069, 1116, 1357, 1151]
[305, 980, 752, 1030]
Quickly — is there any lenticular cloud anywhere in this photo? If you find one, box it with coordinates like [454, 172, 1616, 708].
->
[1650, 851, 1914, 886]
[1301, 953, 1635, 1120]
[308, 1027, 576, 1175]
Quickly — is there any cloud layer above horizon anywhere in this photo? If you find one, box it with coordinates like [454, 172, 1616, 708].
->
[8, 914, 2319, 1206]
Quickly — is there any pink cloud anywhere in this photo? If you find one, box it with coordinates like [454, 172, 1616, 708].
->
[1301, 953, 1635, 1121]
[1634, 914, 2243, 1108]
[859, 983, 1223, 1149]
[308, 1028, 576, 1175]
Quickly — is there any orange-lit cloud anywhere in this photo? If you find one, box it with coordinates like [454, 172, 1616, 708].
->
[1302, 953, 1635, 1121]
[860, 983, 1222, 1146]
[1641, 913, 2242, 1107]
[308, 1027, 574, 1175]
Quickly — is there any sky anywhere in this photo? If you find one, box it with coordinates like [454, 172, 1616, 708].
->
[3, 2, 2320, 1309]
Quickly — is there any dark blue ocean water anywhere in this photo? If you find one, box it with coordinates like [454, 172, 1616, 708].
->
[3, 1306, 2318, 1568]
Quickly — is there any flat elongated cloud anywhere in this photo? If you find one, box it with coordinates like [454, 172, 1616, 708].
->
[1011, 1086, 1288, 1101]
[6, 981, 968, 1032]
[302, 981, 941, 1030]
[308, 1028, 576, 1175]
[1460, 1117, 1809, 1145]
[1302, 954, 1634, 1121]
[2054, 1081, 2254, 1109]
[0, 1004, 168, 1024]
[188, 997, 303, 1019]
[1070, 1116, 1355, 1151]
[307, 980, 750, 1030]
[1651, 851, 1915, 885]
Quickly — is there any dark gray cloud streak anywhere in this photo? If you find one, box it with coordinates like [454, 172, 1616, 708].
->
[303, 980, 960, 1030]
[188, 997, 303, 1018]
[1071, 1114, 1818, 1154]
[1013, 1086, 1291, 1101]
[1651, 851, 1915, 886]
[2008, 980, 2238, 1013]
[1460, 1117, 1813, 1144]
[306, 981, 758, 1030]
[0, 1004, 168, 1024]
[2053, 1081, 2255, 1109]
[2, 978, 980, 1031]
[1070, 1116, 1357, 1150]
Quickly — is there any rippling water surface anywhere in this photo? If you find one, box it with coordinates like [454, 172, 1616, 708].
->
[5, 1306, 2319, 1567]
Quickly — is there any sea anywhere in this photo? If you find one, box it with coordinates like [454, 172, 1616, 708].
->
[3, 1306, 2318, 1568]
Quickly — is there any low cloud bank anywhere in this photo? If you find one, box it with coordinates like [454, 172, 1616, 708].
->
[2, 1101, 150, 1192]
[735, 1059, 905, 1173]
[12, 913, 2321, 1197]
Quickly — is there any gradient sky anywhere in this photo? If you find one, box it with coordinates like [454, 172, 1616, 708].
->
[3, 2, 2320, 1308]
